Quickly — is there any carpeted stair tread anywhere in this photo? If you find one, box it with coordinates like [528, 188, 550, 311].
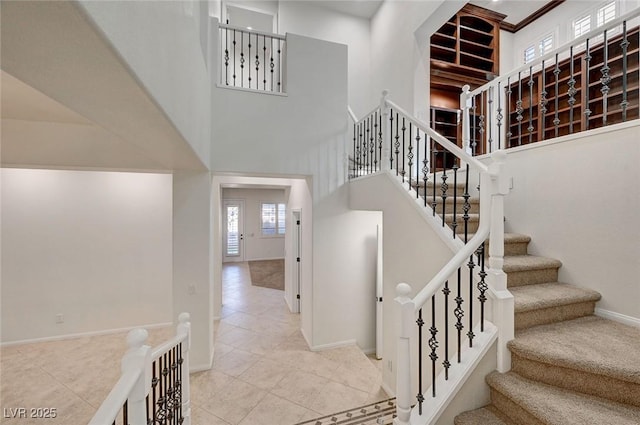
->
[487, 371, 640, 424]
[511, 282, 601, 313]
[454, 406, 513, 425]
[509, 315, 640, 384]
[465, 233, 531, 245]
[502, 255, 562, 272]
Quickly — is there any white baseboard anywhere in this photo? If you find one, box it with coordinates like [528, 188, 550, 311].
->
[310, 339, 358, 352]
[361, 347, 377, 355]
[1, 321, 173, 347]
[190, 350, 214, 373]
[246, 256, 285, 262]
[595, 308, 640, 328]
[381, 381, 395, 398]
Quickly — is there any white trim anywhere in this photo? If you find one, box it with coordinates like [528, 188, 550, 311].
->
[216, 83, 288, 97]
[595, 308, 640, 328]
[362, 347, 377, 355]
[0, 321, 172, 347]
[381, 381, 396, 398]
[246, 256, 285, 261]
[309, 339, 358, 352]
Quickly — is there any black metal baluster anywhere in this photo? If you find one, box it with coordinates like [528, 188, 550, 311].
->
[451, 162, 458, 238]
[506, 78, 512, 147]
[422, 131, 429, 207]
[429, 295, 438, 398]
[415, 125, 420, 197]
[621, 22, 629, 121]
[178, 343, 183, 423]
[390, 110, 395, 172]
[540, 61, 548, 140]
[496, 81, 503, 150]
[352, 124, 356, 178]
[254, 33, 259, 90]
[417, 309, 424, 415]
[479, 92, 486, 152]
[455, 266, 464, 362]
[601, 29, 611, 127]
[463, 164, 470, 243]
[408, 122, 414, 189]
[277, 41, 282, 92]
[431, 141, 437, 216]
[553, 54, 560, 137]
[270, 37, 275, 91]
[468, 252, 475, 348]
[568, 46, 577, 133]
[263, 35, 267, 91]
[443, 280, 451, 380]
[488, 85, 493, 151]
[394, 112, 400, 176]
[368, 116, 373, 174]
[152, 359, 158, 424]
[374, 111, 379, 171]
[378, 113, 383, 170]
[528, 66, 534, 144]
[123, 400, 128, 425]
[440, 158, 448, 227]
[401, 118, 406, 181]
[477, 243, 488, 332]
[240, 32, 245, 87]
[232, 30, 237, 86]
[585, 39, 592, 130]
[248, 33, 252, 88]
[472, 95, 478, 154]
[224, 28, 229, 85]
[516, 72, 523, 146]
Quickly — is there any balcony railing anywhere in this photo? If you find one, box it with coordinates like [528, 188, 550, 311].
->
[218, 23, 285, 94]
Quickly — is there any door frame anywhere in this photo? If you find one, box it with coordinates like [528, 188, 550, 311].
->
[223, 199, 245, 263]
[291, 209, 302, 313]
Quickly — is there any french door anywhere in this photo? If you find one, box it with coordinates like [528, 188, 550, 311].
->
[223, 200, 244, 262]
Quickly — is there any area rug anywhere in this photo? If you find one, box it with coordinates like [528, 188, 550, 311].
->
[248, 259, 284, 290]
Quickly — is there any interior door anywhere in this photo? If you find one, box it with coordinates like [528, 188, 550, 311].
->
[292, 210, 302, 313]
[223, 200, 244, 262]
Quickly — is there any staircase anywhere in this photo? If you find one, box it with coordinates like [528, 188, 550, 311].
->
[454, 234, 640, 424]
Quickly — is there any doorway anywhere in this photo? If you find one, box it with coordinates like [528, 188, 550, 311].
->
[292, 209, 302, 313]
[223, 199, 244, 262]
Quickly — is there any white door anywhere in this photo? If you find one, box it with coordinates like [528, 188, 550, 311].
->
[223, 200, 244, 262]
[292, 210, 302, 313]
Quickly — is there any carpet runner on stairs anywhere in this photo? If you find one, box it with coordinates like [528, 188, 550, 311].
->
[294, 398, 396, 425]
[454, 232, 640, 425]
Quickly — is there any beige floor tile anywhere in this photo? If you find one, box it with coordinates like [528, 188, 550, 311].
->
[212, 348, 260, 377]
[197, 378, 267, 424]
[191, 405, 232, 425]
[271, 370, 328, 409]
[238, 393, 313, 425]
[308, 381, 370, 415]
[237, 359, 290, 390]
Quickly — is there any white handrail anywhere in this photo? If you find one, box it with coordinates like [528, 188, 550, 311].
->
[88, 370, 141, 425]
[151, 333, 187, 360]
[218, 22, 286, 40]
[385, 99, 489, 175]
[347, 106, 358, 123]
[469, 8, 640, 97]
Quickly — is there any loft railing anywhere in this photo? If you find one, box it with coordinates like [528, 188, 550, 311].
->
[463, 9, 639, 154]
[88, 313, 191, 425]
[349, 93, 512, 425]
[218, 23, 285, 94]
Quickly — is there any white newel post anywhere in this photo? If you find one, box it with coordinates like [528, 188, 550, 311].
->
[487, 150, 514, 373]
[394, 283, 415, 425]
[177, 312, 192, 425]
[122, 329, 151, 425]
[460, 85, 472, 156]
[380, 89, 391, 171]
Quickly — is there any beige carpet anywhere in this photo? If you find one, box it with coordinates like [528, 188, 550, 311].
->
[248, 259, 284, 290]
[454, 233, 640, 425]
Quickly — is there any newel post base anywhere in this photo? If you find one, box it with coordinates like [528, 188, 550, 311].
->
[394, 283, 414, 425]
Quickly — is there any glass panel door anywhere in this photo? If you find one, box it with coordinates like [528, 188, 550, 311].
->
[223, 200, 244, 262]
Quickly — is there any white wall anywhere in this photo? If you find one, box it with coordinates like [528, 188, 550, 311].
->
[222, 188, 286, 261]
[490, 122, 640, 321]
[78, 0, 212, 168]
[278, 1, 372, 117]
[1, 169, 173, 343]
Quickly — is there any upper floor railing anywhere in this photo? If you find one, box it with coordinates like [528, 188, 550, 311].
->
[218, 23, 286, 94]
[463, 8, 639, 155]
[89, 313, 191, 425]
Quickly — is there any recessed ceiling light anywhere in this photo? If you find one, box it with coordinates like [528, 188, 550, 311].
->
[247, 26, 253, 30]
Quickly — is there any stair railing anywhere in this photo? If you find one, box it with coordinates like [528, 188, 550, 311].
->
[462, 8, 639, 155]
[349, 92, 512, 425]
[88, 313, 192, 425]
[218, 22, 286, 94]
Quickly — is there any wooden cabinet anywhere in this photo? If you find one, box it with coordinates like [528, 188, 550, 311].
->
[506, 26, 639, 147]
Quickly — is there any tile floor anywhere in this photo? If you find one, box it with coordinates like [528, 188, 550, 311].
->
[0, 262, 387, 425]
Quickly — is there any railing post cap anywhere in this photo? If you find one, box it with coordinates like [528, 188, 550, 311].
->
[126, 328, 148, 349]
[461, 84, 471, 92]
[382, 89, 389, 98]
[178, 312, 190, 324]
[396, 282, 412, 297]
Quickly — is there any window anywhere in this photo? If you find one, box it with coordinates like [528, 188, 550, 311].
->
[523, 34, 554, 64]
[524, 46, 536, 64]
[597, 1, 616, 27]
[573, 14, 591, 39]
[539, 34, 554, 56]
[573, 1, 619, 41]
[261, 203, 285, 235]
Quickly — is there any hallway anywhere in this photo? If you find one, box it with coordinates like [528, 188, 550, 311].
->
[197, 262, 387, 424]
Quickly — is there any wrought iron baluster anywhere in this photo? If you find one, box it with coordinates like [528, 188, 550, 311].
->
[374, 111, 379, 171]
[224, 29, 229, 85]
[123, 400, 128, 425]
[256, 35, 267, 90]
[429, 295, 438, 398]
[390, 111, 395, 172]
[422, 131, 429, 207]
[232, 30, 237, 86]
[479, 92, 486, 152]
[417, 309, 424, 415]
[488, 86, 493, 151]
[443, 280, 451, 380]
[358, 123, 363, 173]
[352, 124, 356, 178]
[496, 81, 503, 150]
[270, 37, 275, 91]
[378, 112, 383, 170]
[451, 162, 459, 238]
[463, 164, 470, 243]
[467, 252, 476, 348]
[248, 34, 252, 88]
[477, 243, 488, 332]
[516, 72, 523, 146]
[506, 78, 512, 147]
[621, 22, 629, 121]
[601, 29, 611, 127]
[585, 39, 592, 130]
[540, 61, 548, 140]
[472, 95, 478, 154]
[369, 116, 375, 174]
[455, 265, 464, 362]
[568, 46, 577, 133]
[395, 112, 400, 176]
[365, 118, 370, 174]
[408, 122, 414, 189]
[401, 118, 406, 181]
[528, 66, 534, 144]
[554, 54, 560, 138]
[254, 33, 259, 90]
[240, 32, 245, 87]
[277, 42, 282, 92]
[441, 157, 448, 227]
[178, 343, 184, 423]
[415, 127, 420, 197]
